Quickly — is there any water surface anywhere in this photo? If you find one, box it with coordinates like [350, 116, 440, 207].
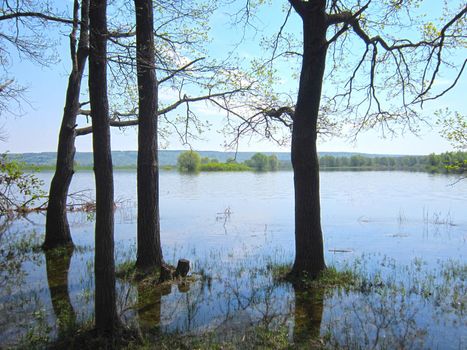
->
[0, 170, 465, 348]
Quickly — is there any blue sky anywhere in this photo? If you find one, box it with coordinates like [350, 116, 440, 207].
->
[0, 0, 465, 155]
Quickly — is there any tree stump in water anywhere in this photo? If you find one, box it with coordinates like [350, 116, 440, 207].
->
[174, 259, 190, 278]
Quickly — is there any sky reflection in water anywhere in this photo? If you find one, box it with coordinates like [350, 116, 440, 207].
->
[0, 170, 465, 348]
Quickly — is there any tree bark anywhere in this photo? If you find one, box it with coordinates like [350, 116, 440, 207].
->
[89, 0, 119, 337]
[134, 0, 163, 271]
[43, 0, 89, 250]
[290, 0, 327, 278]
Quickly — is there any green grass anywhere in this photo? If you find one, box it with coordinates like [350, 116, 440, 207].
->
[313, 266, 360, 288]
[115, 260, 137, 279]
[160, 165, 175, 171]
[270, 264, 361, 290]
[45, 324, 313, 350]
[19, 160, 466, 174]
[200, 162, 252, 171]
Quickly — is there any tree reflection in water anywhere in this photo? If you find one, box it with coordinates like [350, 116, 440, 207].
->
[136, 281, 170, 334]
[292, 283, 324, 345]
[45, 246, 76, 337]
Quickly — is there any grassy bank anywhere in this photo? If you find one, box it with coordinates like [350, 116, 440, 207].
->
[200, 162, 252, 171]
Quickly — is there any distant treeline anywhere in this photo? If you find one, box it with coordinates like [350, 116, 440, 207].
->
[177, 151, 280, 172]
[15, 150, 466, 174]
[6, 150, 388, 168]
[177, 150, 466, 174]
[318, 151, 466, 173]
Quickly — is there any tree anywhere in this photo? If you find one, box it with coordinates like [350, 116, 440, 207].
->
[0, 153, 44, 213]
[233, 0, 466, 278]
[177, 151, 201, 173]
[428, 153, 440, 167]
[287, 0, 465, 277]
[50, 0, 252, 268]
[44, 0, 89, 250]
[88, 0, 119, 337]
[320, 155, 336, 168]
[244, 153, 279, 171]
[268, 155, 280, 171]
[0, 1, 94, 249]
[350, 155, 365, 167]
[438, 111, 467, 150]
[0, 1, 73, 118]
[246, 153, 269, 171]
[134, 0, 162, 271]
[0, 0, 90, 249]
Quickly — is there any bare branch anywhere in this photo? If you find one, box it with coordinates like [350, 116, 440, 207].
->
[158, 57, 205, 85]
[326, 1, 371, 26]
[75, 87, 252, 136]
[0, 12, 74, 24]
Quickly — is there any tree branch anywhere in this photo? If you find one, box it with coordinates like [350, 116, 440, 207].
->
[326, 1, 371, 26]
[0, 12, 74, 24]
[76, 87, 251, 136]
[158, 57, 205, 85]
[288, 0, 306, 18]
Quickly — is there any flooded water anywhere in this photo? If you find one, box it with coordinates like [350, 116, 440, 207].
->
[0, 170, 466, 348]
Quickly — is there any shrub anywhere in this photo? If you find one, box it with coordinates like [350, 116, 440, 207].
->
[177, 151, 201, 173]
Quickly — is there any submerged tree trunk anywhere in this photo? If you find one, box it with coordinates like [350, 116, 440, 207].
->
[134, 0, 163, 270]
[43, 0, 89, 250]
[290, 1, 327, 278]
[89, 0, 119, 336]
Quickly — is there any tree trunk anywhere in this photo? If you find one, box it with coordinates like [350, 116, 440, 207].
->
[89, 0, 119, 337]
[134, 0, 163, 271]
[43, 0, 89, 250]
[290, 2, 327, 278]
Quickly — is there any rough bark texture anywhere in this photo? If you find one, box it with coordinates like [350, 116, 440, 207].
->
[43, 0, 89, 250]
[45, 247, 76, 336]
[89, 0, 118, 336]
[290, 0, 327, 278]
[134, 0, 163, 270]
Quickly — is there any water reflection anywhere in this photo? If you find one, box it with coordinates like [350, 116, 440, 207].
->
[45, 247, 76, 336]
[326, 290, 429, 349]
[292, 284, 324, 344]
[132, 273, 326, 346]
[0, 171, 466, 348]
[136, 282, 169, 332]
[0, 215, 12, 234]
